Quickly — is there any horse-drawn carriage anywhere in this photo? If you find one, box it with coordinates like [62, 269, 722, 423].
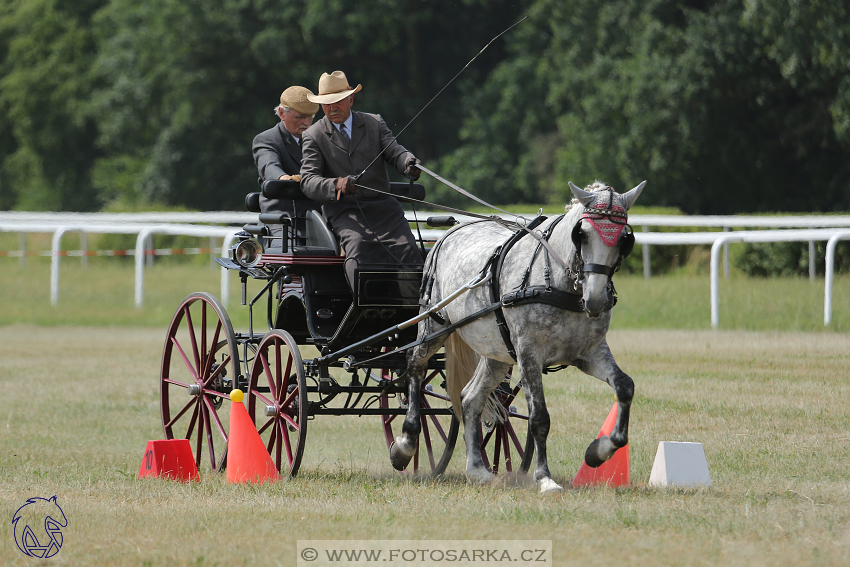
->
[158, 179, 532, 479]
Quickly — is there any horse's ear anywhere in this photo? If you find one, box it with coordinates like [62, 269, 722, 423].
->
[568, 182, 597, 208]
[620, 180, 646, 211]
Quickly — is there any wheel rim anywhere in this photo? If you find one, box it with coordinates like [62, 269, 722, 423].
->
[161, 292, 238, 473]
[380, 367, 459, 476]
[246, 330, 307, 478]
[478, 378, 533, 475]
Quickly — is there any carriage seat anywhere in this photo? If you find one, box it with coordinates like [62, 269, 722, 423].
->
[245, 180, 341, 256]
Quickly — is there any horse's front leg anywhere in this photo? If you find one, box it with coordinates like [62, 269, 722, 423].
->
[391, 334, 445, 471]
[573, 341, 634, 468]
[518, 358, 563, 493]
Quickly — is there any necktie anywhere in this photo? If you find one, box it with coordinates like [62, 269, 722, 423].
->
[339, 123, 350, 142]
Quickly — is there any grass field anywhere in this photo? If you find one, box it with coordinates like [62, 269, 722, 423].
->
[0, 258, 849, 566]
[0, 327, 848, 566]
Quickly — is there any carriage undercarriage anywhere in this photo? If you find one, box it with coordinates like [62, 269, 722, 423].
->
[159, 180, 532, 479]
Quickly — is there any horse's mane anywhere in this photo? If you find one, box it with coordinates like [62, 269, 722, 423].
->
[565, 180, 610, 212]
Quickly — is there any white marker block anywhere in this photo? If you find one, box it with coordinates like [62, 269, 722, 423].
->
[648, 441, 712, 488]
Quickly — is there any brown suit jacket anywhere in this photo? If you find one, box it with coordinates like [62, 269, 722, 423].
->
[299, 111, 422, 286]
[300, 111, 413, 202]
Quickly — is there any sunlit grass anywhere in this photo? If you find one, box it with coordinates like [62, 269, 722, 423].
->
[0, 327, 848, 566]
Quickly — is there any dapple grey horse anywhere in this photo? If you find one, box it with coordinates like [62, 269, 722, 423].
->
[392, 180, 646, 492]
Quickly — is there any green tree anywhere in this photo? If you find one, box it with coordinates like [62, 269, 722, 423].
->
[441, 0, 850, 213]
[0, 0, 106, 210]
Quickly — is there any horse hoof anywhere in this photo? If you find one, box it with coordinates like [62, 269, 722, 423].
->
[466, 467, 494, 484]
[538, 478, 563, 493]
[389, 441, 413, 471]
[584, 438, 606, 468]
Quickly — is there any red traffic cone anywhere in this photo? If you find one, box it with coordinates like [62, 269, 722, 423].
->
[226, 389, 281, 484]
[138, 439, 199, 482]
[571, 403, 630, 487]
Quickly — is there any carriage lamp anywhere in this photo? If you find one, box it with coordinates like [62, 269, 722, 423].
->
[231, 239, 262, 268]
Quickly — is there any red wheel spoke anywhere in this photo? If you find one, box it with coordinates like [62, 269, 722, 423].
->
[261, 352, 276, 396]
[258, 417, 273, 436]
[421, 398, 448, 444]
[280, 386, 298, 410]
[166, 398, 196, 429]
[506, 421, 525, 459]
[203, 352, 231, 388]
[501, 425, 512, 472]
[201, 319, 223, 380]
[274, 341, 283, 398]
[275, 421, 283, 469]
[163, 378, 191, 388]
[203, 396, 227, 439]
[171, 336, 199, 382]
[421, 414, 436, 470]
[185, 403, 200, 440]
[194, 406, 205, 467]
[201, 402, 216, 469]
[280, 412, 299, 431]
[266, 418, 277, 452]
[251, 389, 275, 408]
[280, 419, 294, 465]
[184, 306, 201, 374]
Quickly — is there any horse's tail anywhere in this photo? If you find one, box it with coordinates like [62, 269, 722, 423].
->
[444, 332, 478, 419]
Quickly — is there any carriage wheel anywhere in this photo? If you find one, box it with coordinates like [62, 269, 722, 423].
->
[161, 292, 238, 473]
[478, 378, 534, 476]
[378, 367, 460, 476]
[246, 330, 307, 478]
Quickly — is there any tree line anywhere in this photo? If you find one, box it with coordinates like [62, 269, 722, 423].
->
[1, 0, 848, 214]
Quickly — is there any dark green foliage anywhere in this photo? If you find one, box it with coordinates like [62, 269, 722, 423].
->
[734, 240, 850, 277]
[0, 0, 848, 215]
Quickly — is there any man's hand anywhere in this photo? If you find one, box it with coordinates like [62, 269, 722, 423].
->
[335, 176, 356, 200]
[404, 157, 421, 181]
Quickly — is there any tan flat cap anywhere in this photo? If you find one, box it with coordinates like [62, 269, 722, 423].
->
[280, 86, 319, 116]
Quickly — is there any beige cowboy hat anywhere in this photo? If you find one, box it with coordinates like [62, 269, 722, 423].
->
[280, 86, 319, 116]
[306, 71, 362, 105]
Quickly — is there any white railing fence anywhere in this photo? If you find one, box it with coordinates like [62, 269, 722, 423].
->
[1, 212, 848, 327]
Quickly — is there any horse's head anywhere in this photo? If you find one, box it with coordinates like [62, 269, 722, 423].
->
[567, 180, 646, 317]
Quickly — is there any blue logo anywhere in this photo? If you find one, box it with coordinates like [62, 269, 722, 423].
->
[12, 496, 67, 558]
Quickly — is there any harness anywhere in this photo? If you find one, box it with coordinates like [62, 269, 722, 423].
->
[350, 189, 636, 370]
[489, 191, 635, 362]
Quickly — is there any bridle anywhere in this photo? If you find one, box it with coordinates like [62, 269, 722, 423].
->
[567, 187, 635, 293]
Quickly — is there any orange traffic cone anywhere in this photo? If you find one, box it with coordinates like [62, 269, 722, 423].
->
[226, 390, 281, 484]
[571, 402, 630, 487]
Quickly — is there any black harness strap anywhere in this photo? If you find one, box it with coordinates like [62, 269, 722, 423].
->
[488, 215, 548, 361]
[501, 286, 584, 311]
[352, 301, 504, 368]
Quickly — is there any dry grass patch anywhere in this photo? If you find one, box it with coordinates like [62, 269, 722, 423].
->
[0, 326, 848, 566]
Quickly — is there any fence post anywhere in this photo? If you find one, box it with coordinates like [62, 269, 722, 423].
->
[809, 241, 816, 280]
[642, 225, 651, 279]
[824, 232, 850, 325]
[18, 232, 25, 267]
[51, 227, 69, 306]
[723, 226, 730, 279]
[81, 231, 88, 267]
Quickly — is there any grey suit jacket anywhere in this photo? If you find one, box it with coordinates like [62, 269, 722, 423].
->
[300, 111, 413, 203]
[252, 122, 302, 213]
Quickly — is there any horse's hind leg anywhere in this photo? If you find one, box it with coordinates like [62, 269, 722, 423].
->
[460, 357, 513, 483]
[574, 341, 634, 468]
[392, 335, 446, 471]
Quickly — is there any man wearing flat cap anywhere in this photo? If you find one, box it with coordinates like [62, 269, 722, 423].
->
[252, 86, 319, 219]
[300, 70, 423, 288]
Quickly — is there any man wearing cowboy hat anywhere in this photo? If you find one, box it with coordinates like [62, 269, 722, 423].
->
[300, 70, 423, 288]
